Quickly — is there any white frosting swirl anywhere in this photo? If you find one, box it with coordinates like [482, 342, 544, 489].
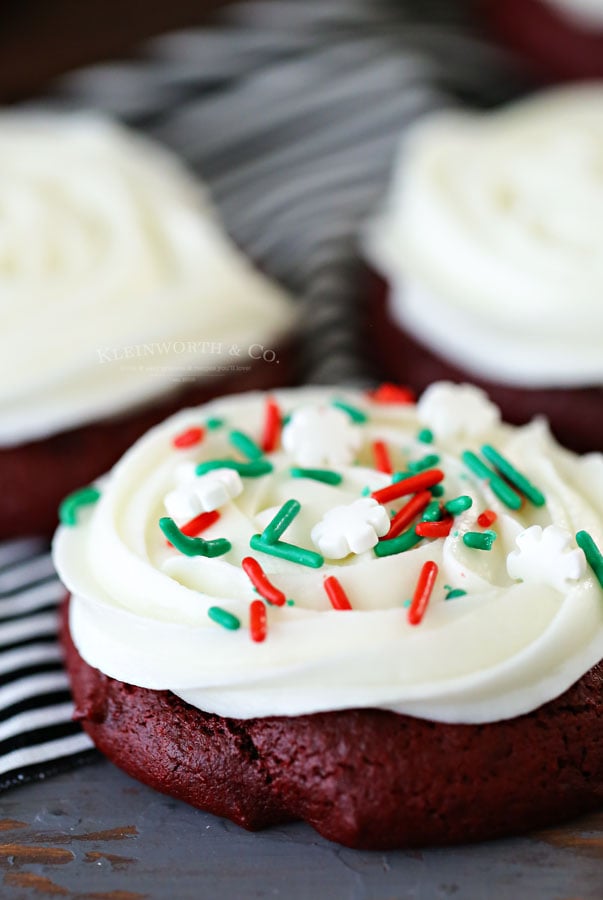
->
[366, 85, 603, 387]
[0, 114, 294, 445]
[52, 385, 603, 723]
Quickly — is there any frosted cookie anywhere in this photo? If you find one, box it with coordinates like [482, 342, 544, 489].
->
[479, 0, 603, 80]
[53, 383, 603, 848]
[0, 113, 295, 537]
[365, 85, 603, 453]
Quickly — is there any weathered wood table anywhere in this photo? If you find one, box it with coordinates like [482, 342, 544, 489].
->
[1, 759, 602, 899]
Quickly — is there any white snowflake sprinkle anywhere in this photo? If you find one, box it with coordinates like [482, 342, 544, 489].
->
[506, 525, 586, 592]
[282, 405, 362, 467]
[311, 497, 390, 559]
[417, 382, 500, 441]
[164, 468, 243, 522]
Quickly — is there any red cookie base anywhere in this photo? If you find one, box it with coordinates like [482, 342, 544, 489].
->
[61, 599, 603, 850]
[365, 277, 603, 454]
[2, 352, 294, 540]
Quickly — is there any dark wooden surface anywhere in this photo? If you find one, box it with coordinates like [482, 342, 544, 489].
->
[1, 759, 603, 899]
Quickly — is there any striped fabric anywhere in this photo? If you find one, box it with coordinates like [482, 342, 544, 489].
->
[1, 0, 526, 789]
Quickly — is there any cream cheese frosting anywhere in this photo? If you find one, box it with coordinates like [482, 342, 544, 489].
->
[0, 113, 295, 446]
[52, 383, 603, 723]
[365, 85, 603, 388]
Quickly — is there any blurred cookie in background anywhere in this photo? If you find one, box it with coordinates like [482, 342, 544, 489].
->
[365, 84, 603, 453]
[478, 0, 603, 80]
[0, 113, 296, 538]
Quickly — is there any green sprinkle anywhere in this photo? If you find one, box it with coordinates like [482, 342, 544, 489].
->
[159, 517, 231, 557]
[422, 500, 443, 522]
[430, 484, 445, 498]
[250, 534, 324, 568]
[229, 429, 263, 461]
[576, 531, 603, 590]
[59, 486, 101, 526]
[208, 606, 240, 630]
[446, 588, 467, 600]
[408, 453, 440, 473]
[374, 528, 422, 557]
[481, 444, 546, 507]
[444, 495, 473, 516]
[332, 399, 368, 424]
[286, 599, 295, 606]
[392, 471, 409, 483]
[195, 458, 273, 477]
[402, 598, 411, 608]
[360, 486, 371, 497]
[290, 467, 342, 486]
[205, 417, 224, 430]
[417, 428, 434, 444]
[261, 499, 301, 544]
[463, 530, 497, 551]
[462, 451, 522, 510]
[282, 413, 291, 426]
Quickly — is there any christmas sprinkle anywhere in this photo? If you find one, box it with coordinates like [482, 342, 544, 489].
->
[385, 490, 432, 540]
[172, 426, 204, 449]
[195, 459, 272, 477]
[331, 399, 368, 424]
[369, 383, 415, 404]
[444, 495, 473, 516]
[408, 454, 440, 473]
[165, 510, 220, 545]
[250, 534, 324, 568]
[205, 417, 224, 430]
[324, 576, 353, 610]
[415, 518, 453, 539]
[417, 428, 434, 444]
[229, 430, 263, 461]
[208, 606, 240, 630]
[481, 444, 546, 507]
[477, 509, 497, 528]
[261, 397, 281, 453]
[446, 588, 467, 600]
[59, 486, 101, 526]
[373, 440, 393, 474]
[372, 469, 444, 504]
[461, 451, 522, 510]
[421, 500, 443, 522]
[159, 517, 231, 557]
[374, 528, 422, 557]
[249, 599, 267, 642]
[242, 557, 285, 606]
[463, 530, 497, 551]
[576, 531, 603, 590]
[290, 467, 343, 486]
[408, 561, 438, 625]
[261, 499, 301, 544]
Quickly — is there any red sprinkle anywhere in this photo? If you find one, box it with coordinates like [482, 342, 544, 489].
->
[415, 518, 453, 539]
[172, 426, 204, 449]
[166, 510, 220, 545]
[324, 576, 352, 610]
[373, 440, 393, 474]
[408, 561, 438, 626]
[242, 556, 286, 606]
[385, 491, 432, 540]
[369, 383, 415, 405]
[249, 599, 267, 642]
[477, 509, 498, 528]
[372, 469, 444, 504]
[261, 397, 281, 453]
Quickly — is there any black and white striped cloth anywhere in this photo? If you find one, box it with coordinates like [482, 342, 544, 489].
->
[1, 0, 527, 790]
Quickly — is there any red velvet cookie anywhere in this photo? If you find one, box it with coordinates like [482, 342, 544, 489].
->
[53, 386, 603, 849]
[62, 599, 603, 850]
